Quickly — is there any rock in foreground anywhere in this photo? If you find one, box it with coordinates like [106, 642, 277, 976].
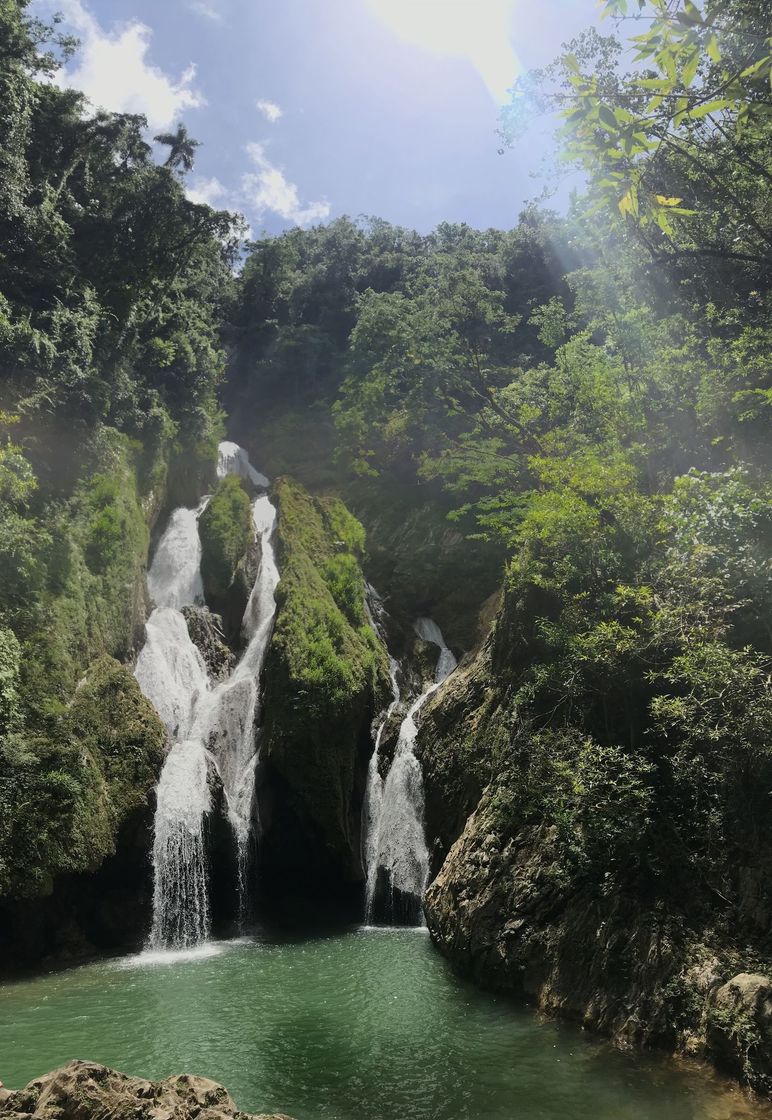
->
[0, 1061, 292, 1120]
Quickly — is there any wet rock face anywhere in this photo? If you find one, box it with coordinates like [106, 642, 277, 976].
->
[181, 606, 236, 680]
[0, 1061, 293, 1120]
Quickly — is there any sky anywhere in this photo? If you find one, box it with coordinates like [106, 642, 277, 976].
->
[32, 0, 602, 237]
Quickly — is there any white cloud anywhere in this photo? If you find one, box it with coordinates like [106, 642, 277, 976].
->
[185, 176, 228, 207]
[190, 1, 225, 23]
[256, 99, 283, 123]
[56, 0, 205, 130]
[242, 142, 330, 227]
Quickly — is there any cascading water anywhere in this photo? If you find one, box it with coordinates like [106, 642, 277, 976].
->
[187, 496, 279, 907]
[134, 609, 209, 739]
[135, 444, 278, 950]
[363, 614, 457, 924]
[361, 654, 400, 907]
[150, 739, 213, 948]
[217, 441, 270, 488]
[146, 500, 207, 609]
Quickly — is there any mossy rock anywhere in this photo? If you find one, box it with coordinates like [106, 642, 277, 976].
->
[259, 478, 389, 896]
[0, 657, 165, 901]
[198, 475, 255, 639]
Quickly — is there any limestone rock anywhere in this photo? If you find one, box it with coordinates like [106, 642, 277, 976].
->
[0, 1061, 293, 1120]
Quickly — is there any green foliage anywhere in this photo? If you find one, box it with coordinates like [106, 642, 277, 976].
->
[198, 474, 253, 602]
[504, 2, 772, 292]
[15, 429, 150, 723]
[0, 657, 165, 899]
[487, 729, 654, 882]
[0, 0, 238, 450]
[0, 431, 49, 624]
[322, 553, 366, 626]
[260, 480, 389, 858]
[0, 626, 21, 734]
[153, 123, 201, 173]
[266, 479, 387, 723]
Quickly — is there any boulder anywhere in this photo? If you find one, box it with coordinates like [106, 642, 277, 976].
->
[707, 973, 772, 1090]
[0, 1061, 293, 1120]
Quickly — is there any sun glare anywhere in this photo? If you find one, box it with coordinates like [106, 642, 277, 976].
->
[366, 0, 520, 102]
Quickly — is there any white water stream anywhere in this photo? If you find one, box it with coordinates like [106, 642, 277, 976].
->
[135, 444, 278, 949]
[363, 612, 457, 924]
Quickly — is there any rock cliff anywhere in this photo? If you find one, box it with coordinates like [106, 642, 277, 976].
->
[419, 584, 772, 1093]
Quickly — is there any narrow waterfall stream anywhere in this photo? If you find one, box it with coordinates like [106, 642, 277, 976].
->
[363, 612, 457, 924]
[134, 444, 278, 950]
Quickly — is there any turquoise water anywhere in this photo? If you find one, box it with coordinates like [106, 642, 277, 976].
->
[0, 927, 766, 1119]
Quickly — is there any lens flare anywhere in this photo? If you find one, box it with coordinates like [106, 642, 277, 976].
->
[366, 0, 520, 102]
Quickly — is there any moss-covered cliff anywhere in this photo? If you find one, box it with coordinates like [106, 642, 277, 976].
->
[0, 427, 173, 966]
[0, 656, 166, 966]
[199, 474, 256, 640]
[258, 478, 389, 905]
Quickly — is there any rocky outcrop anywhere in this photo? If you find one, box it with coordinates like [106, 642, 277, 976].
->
[0, 657, 166, 969]
[199, 476, 257, 643]
[181, 606, 235, 679]
[352, 486, 505, 652]
[425, 796, 772, 1092]
[0, 1061, 292, 1120]
[706, 974, 772, 1091]
[424, 795, 680, 1042]
[419, 582, 772, 1094]
[258, 479, 389, 908]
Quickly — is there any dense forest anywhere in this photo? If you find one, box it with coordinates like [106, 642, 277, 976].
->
[1, 0, 771, 1100]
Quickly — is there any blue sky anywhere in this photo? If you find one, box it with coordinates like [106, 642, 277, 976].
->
[35, 0, 601, 236]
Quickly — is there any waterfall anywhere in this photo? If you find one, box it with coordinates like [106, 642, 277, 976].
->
[134, 608, 209, 739]
[150, 739, 213, 948]
[363, 614, 457, 925]
[135, 444, 278, 950]
[217, 441, 270, 489]
[361, 654, 400, 913]
[146, 500, 207, 610]
[187, 495, 279, 906]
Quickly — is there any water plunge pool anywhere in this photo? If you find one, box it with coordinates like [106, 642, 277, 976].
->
[0, 926, 766, 1119]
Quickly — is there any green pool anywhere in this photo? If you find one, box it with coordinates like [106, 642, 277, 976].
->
[0, 927, 766, 1119]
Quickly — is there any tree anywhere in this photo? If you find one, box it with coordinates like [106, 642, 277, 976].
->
[503, 0, 772, 291]
[153, 123, 201, 173]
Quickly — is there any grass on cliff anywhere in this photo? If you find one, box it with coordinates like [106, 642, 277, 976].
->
[268, 478, 386, 721]
[260, 477, 389, 861]
[199, 474, 254, 602]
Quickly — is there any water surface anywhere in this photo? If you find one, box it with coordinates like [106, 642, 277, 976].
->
[0, 927, 766, 1120]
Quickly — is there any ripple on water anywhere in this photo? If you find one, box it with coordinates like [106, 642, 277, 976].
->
[0, 929, 769, 1120]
